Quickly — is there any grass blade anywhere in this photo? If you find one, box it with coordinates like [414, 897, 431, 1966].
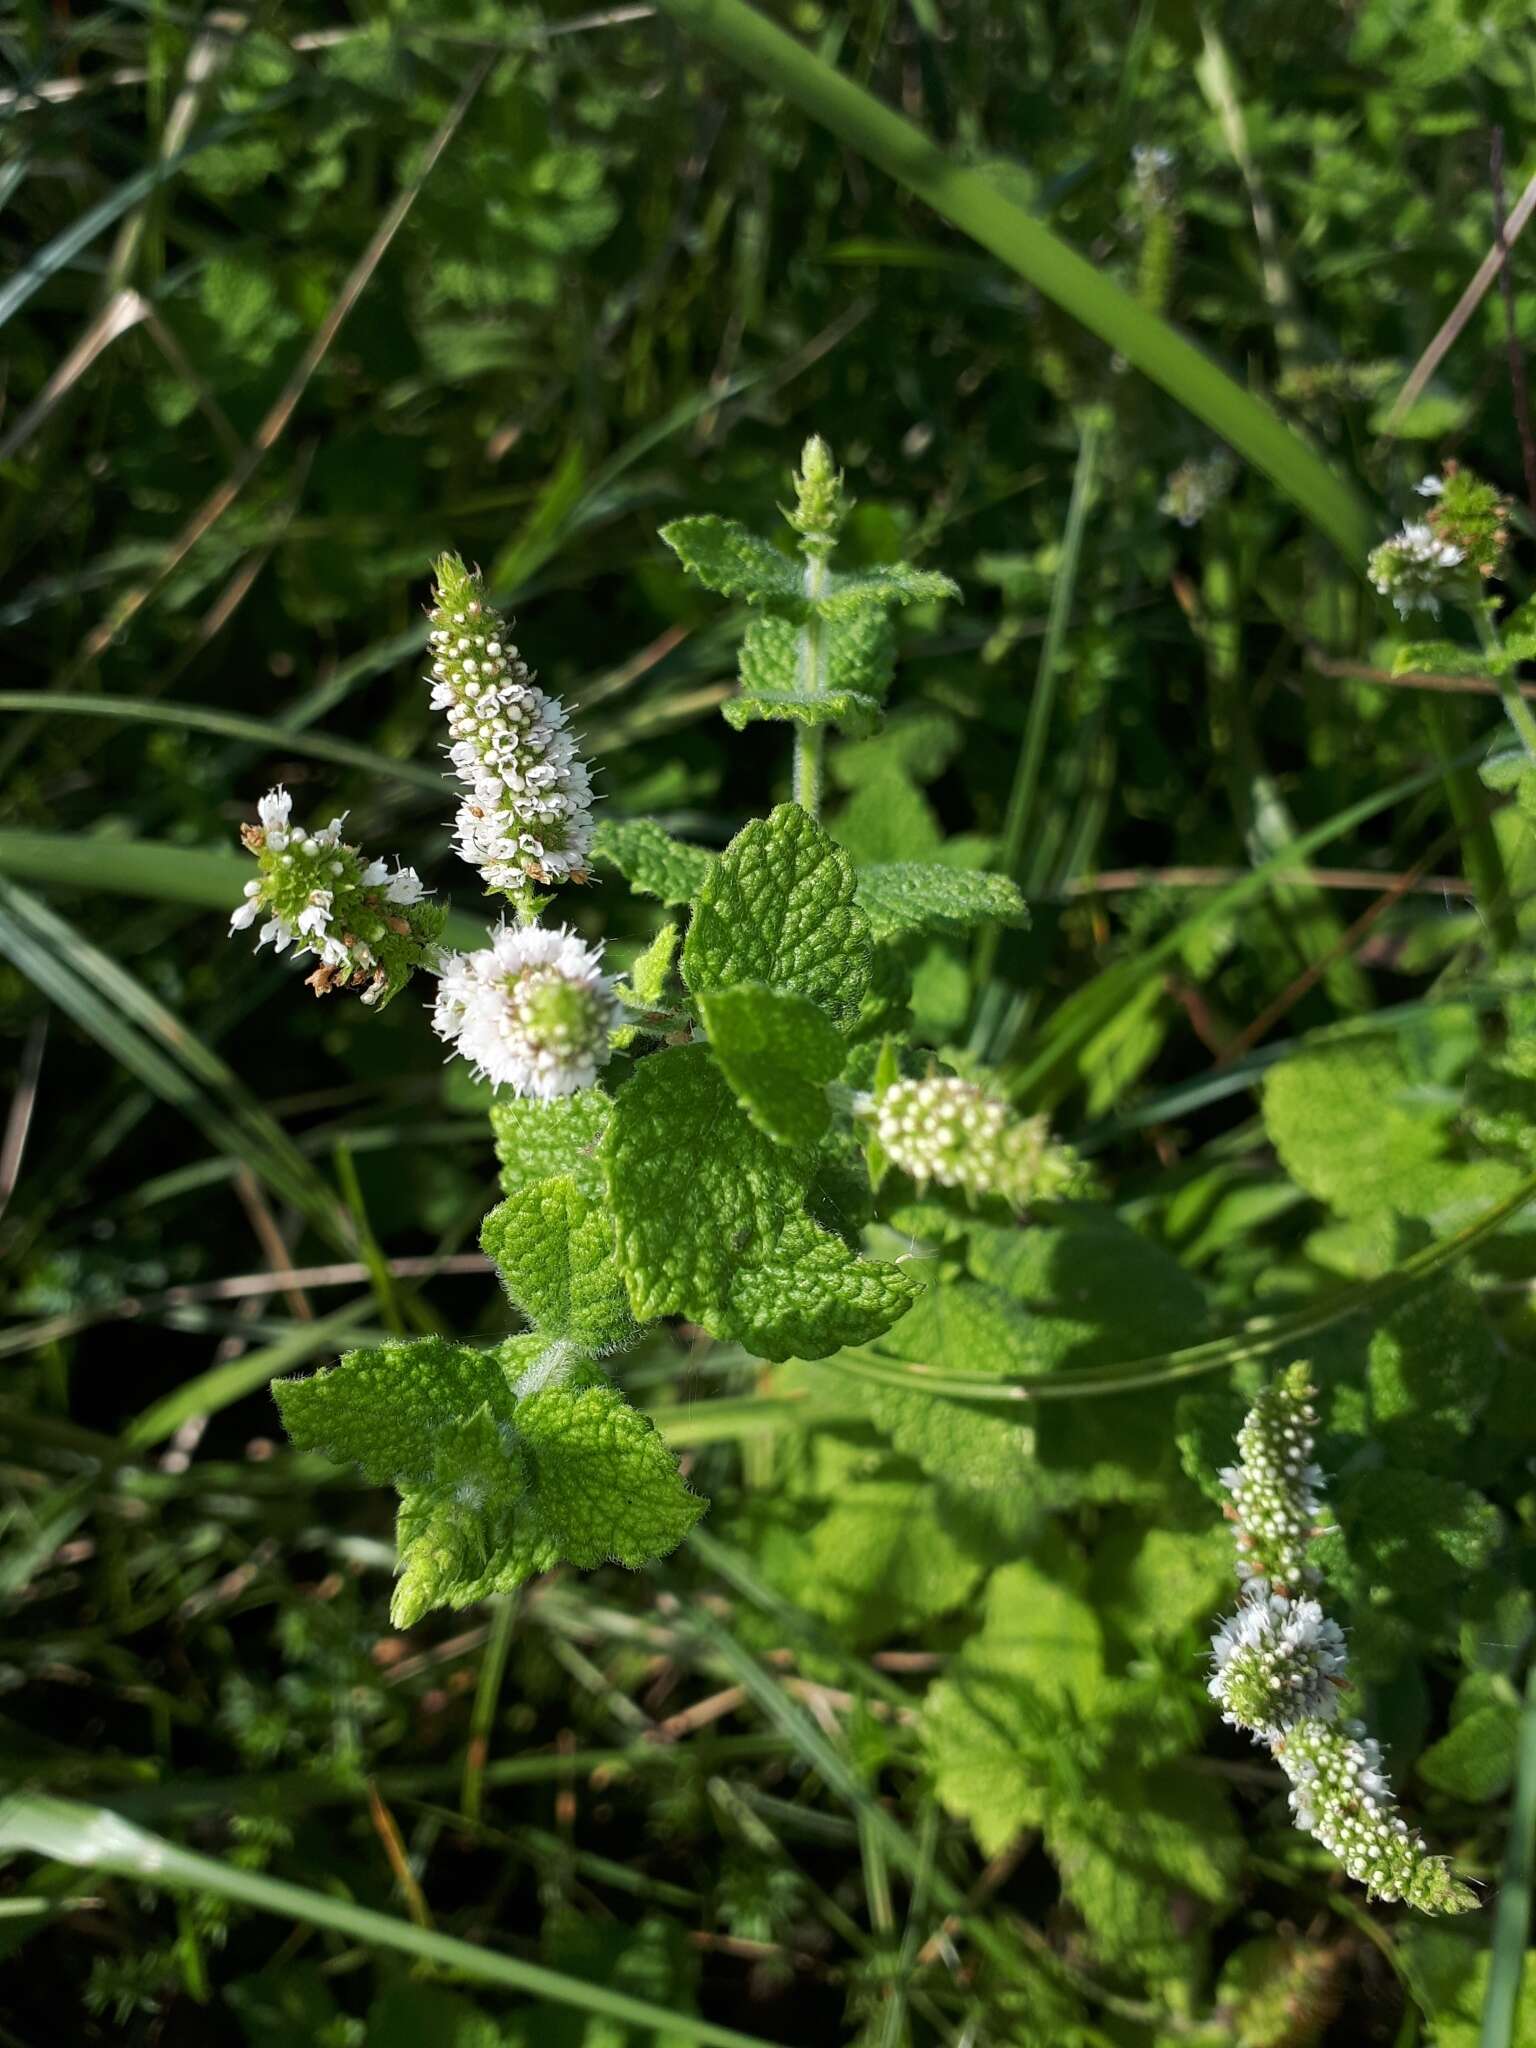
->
[653, 0, 1375, 562]
[0, 692, 448, 794]
[1481, 1663, 1536, 2047]
[0, 877, 352, 1250]
[0, 1792, 773, 2048]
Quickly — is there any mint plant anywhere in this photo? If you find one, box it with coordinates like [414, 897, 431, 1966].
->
[233, 438, 1047, 1628]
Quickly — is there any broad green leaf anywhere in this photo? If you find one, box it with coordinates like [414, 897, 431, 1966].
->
[392, 1364, 703, 1623]
[1416, 1702, 1520, 1803]
[728, 608, 894, 732]
[492, 1089, 611, 1201]
[696, 981, 844, 1148]
[1046, 1773, 1242, 1969]
[660, 513, 806, 607]
[592, 818, 716, 906]
[1263, 1041, 1456, 1221]
[605, 1043, 916, 1360]
[515, 1373, 705, 1571]
[924, 1554, 1106, 1854]
[480, 1176, 636, 1355]
[1367, 1279, 1498, 1471]
[682, 803, 872, 1026]
[273, 1333, 521, 1486]
[854, 862, 1028, 942]
[393, 1402, 536, 1626]
[1337, 1470, 1502, 1594]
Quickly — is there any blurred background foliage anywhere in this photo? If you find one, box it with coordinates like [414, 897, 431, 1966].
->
[5, 0, 1536, 2042]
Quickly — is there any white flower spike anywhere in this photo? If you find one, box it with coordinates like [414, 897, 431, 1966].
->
[1207, 1367, 1474, 1914]
[431, 923, 621, 1098]
[427, 555, 596, 897]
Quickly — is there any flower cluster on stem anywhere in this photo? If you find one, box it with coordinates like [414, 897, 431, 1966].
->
[431, 923, 621, 1098]
[1208, 1366, 1474, 1913]
[228, 787, 442, 1007]
[427, 554, 596, 903]
[861, 1074, 1090, 1212]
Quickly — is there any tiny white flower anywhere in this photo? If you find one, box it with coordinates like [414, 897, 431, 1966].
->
[257, 787, 292, 833]
[229, 895, 261, 932]
[1415, 473, 1444, 497]
[384, 865, 427, 906]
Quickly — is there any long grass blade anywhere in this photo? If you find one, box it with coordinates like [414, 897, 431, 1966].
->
[653, 0, 1375, 562]
[0, 1793, 773, 2048]
[0, 878, 352, 1249]
[1481, 1663, 1536, 2048]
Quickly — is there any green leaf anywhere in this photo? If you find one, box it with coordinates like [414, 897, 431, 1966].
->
[660, 514, 805, 607]
[726, 609, 894, 733]
[480, 1176, 637, 1355]
[392, 1365, 704, 1624]
[492, 1090, 611, 1201]
[924, 1555, 1106, 1855]
[1367, 1279, 1498, 1471]
[592, 818, 716, 906]
[273, 1334, 519, 1487]
[1263, 1040, 1472, 1223]
[819, 564, 959, 614]
[1046, 1773, 1242, 1969]
[682, 803, 872, 1026]
[854, 862, 1028, 942]
[1416, 1702, 1520, 1803]
[624, 922, 681, 1008]
[605, 1043, 917, 1361]
[514, 1372, 705, 1571]
[1338, 1470, 1502, 1594]
[696, 982, 844, 1148]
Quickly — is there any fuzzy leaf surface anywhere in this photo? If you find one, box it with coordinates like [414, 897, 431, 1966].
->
[515, 1373, 705, 1569]
[491, 1089, 611, 1201]
[854, 862, 1028, 942]
[273, 1334, 518, 1487]
[480, 1175, 635, 1354]
[696, 981, 844, 1148]
[592, 818, 716, 906]
[604, 1043, 916, 1360]
[682, 803, 871, 1026]
[819, 564, 959, 615]
[661, 514, 806, 608]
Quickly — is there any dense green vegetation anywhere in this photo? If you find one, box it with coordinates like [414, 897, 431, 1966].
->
[6, 2, 1536, 2041]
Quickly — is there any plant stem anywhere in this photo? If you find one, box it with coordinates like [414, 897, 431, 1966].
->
[792, 551, 830, 818]
[1475, 605, 1536, 761]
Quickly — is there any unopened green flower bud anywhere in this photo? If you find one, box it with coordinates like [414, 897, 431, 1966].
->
[785, 436, 852, 557]
[1280, 1718, 1476, 1913]
[867, 1075, 1090, 1211]
[1219, 1363, 1323, 1591]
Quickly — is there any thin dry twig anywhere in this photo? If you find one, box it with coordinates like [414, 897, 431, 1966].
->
[1063, 865, 1473, 900]
[1305, 646, 1536, 702]
[1491, 128, 1536, 522]
[1384, 161, 1536, 431]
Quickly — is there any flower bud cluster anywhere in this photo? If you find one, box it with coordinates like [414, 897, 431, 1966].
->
[431, 923, 620, 1098]
[784, 435, 851, 558]
[228, 787, 442, 1007]
[1416, 461, 1509, 582]
[1208, 1369, 1474, 1913]
[1367, 521, 1466, 617]
[1281, 1718, 1474, 1913]
[427, 554, 595, 896]
[1219, 1362, 1325, 1589]
[868, 1075, 1090, 1212]
[1159, 451, 1236, 528]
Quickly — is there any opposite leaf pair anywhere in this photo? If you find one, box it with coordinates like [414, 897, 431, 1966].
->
[275, 1175, 702, 1626]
